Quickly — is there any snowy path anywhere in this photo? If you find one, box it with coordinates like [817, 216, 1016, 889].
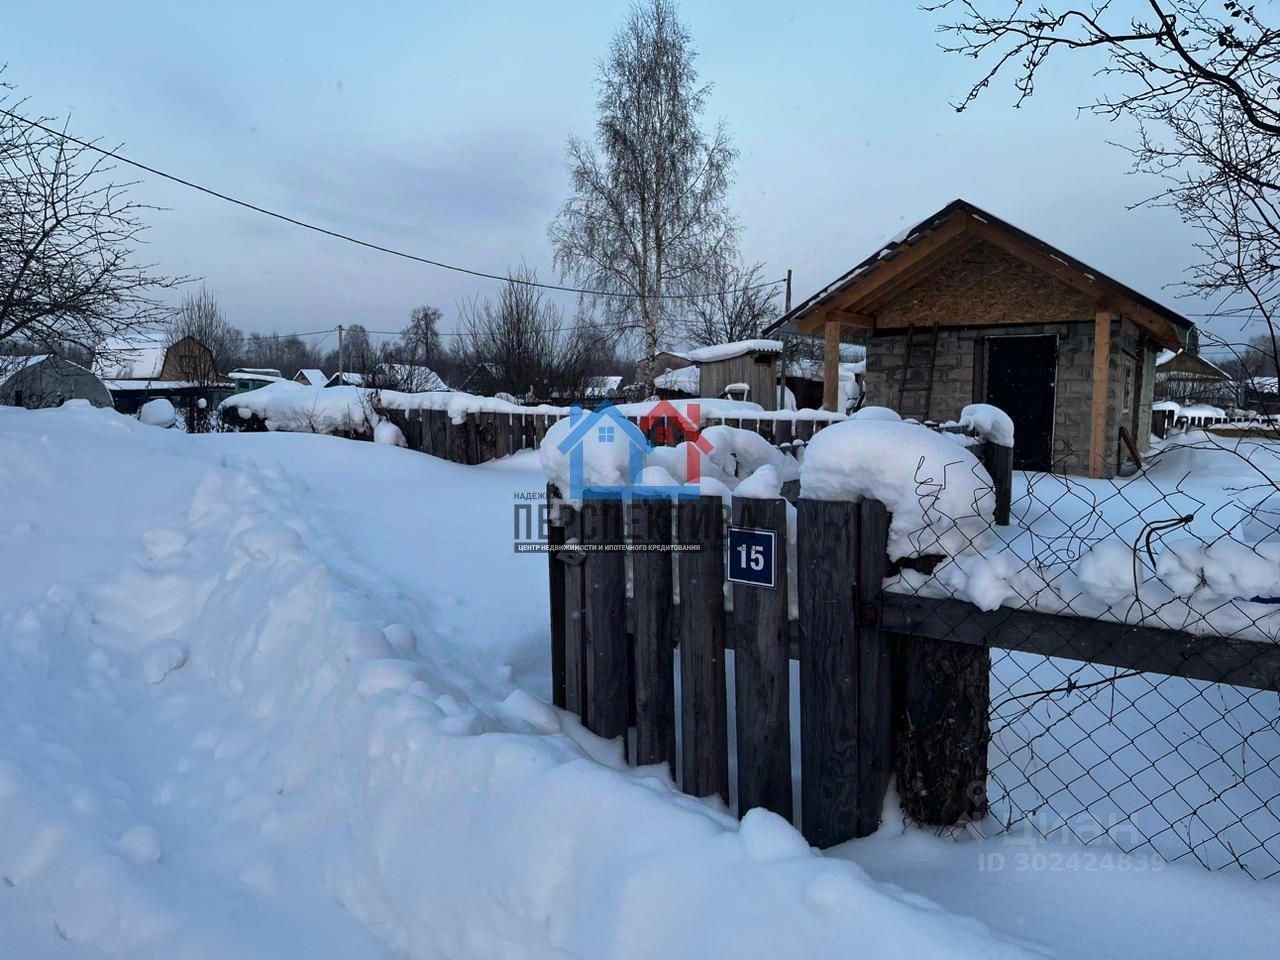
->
[0, 406, 1035, 959]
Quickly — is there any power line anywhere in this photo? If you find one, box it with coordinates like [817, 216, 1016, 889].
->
[1, 106, 786, 302]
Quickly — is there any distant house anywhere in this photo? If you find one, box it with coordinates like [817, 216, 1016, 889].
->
[0, 354, 113, 409]
[325, 371, 365, 388]
[654, 365, 700, 399]
[374, 363, 450, 392]
[1155, 349, 1233, 406]
[93, 335, 232, 414]
[293, 368, 328, 387]
[765, 198, 1194, 478]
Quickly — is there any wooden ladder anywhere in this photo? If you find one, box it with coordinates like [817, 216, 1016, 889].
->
[897, 322, 940, 419]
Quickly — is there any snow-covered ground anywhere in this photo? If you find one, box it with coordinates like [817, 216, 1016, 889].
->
[1, 403, 1277, 958]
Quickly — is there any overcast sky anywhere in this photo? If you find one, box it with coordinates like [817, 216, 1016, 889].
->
[4, 1, 1237, 352]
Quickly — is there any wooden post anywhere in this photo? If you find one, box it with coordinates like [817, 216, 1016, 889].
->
[547, 483, 567, 709]
[561, 505, 587, 717]
[854, 499, 892, 837]
[677, 495, 728, 802]
[732, 495, 791, 821]
[495, 412, 511, 459]
[1089, 308, 1114, 478]
[895, 635, 990, 825]
[478, 412, 498, 463]
[822, 319, 841, 413]
[980, 441, 1014, 526]
[581, 497, 628, 742]
[797, 497, 859, 846]
[632, 496, 676, 772]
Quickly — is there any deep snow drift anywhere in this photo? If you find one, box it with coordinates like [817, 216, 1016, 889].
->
[0, 403, 1034, 959]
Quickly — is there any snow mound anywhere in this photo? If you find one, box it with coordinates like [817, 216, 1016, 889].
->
[957, 403, 1014, 447]
[374, 420, 406, 447]
[850, 406, 901, 422]
[801, 419, 996, 558]
[139, 398, 176, 428]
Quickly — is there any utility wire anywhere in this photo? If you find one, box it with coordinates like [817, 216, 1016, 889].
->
[1, 106, 785, 301]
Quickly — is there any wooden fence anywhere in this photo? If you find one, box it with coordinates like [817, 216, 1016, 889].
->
[546, 487, 1280, 849]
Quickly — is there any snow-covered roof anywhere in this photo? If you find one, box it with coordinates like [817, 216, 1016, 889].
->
[1156, 350, 1231, 381]
[582, 375, 623, 397]
[1247, 376, 1279, 395]
[654, 365, 700, 395]
[228, 369, 287, 383]
[92, 338, 168, 380]
[1152, 400, 1181, 413]
[0, 354, 49, 382]
[765, 199, 1194, 348]
[377, 363, 450, 391]
[327, 371, 366, 387]
[293, 368, 328, 386]
[231, 367, 283, 378]
[684, 339, 783, 363]
[1179, 404, 1227, 419]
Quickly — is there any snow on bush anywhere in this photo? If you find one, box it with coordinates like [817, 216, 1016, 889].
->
[138, 398, 176, 428]
[801, 419, 995, 559]
[850, 406, 901, 422]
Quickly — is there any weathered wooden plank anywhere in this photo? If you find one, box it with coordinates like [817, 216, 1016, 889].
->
[547, 483, 567, 709]
[495, 412, 511, 459]
[895, 631, 990, 825]
[883, 594, 1280, 693]
[581, 498, 628, 742]
[854, 499, 892, 837]
[797, 498, 859, 847]
[677, 495, 728, 802]
[561, 506, 587, 717]
[732, 496, 792, 821]
[478, 412, 498, 463]
[428, 409, 448, 458]
[632, 496, 676, 771]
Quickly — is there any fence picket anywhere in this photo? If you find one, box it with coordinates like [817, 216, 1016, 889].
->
[677, 495, 728, 802]
[547, 483, 567, 709]
[632, 496, 676, 771]
[561, 505, 586, 716]
[582, 498, 628, 744]
[854, 499, 892, 836]
[797, 498, 859, 847]
[731, 496, 792, 821]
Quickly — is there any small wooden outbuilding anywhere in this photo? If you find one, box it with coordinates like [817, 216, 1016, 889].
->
[766, 199, 1194, 478]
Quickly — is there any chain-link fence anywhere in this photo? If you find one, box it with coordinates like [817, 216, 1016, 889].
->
[897, 432, 1280, 879]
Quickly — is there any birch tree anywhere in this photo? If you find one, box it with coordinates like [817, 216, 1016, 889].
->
[550, 0, 739, 392]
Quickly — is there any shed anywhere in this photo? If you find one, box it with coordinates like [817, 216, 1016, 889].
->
[93, 335, 231, 415]
[685, 339, 784, 407]
[293, 368, 328, 387]
[765, 199, 1193, 478]
[0, 354, 113, 408]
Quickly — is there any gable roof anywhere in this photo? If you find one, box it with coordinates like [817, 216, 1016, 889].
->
[92, 338, 169, 379]
[294, 368, 328, 386]
[765, 199, 1193, 350]
[684, 339, 783, 363]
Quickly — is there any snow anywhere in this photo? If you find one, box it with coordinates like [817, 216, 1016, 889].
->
[654, 365, 699, 394]
[374, 419, 406, 447]
[1179, 403, 1226, 420]
[850, 406, 901, 422]
[800, 418, 995, 559]
[683, 339, 783, 363]
[734, 464, 783, 499]
[957, 403, 1015, 446]
[138, 398, 177, 428]
[0, 402, 1046, 959]
[93, 337, 168, 380]
[294, 368, 328, 387]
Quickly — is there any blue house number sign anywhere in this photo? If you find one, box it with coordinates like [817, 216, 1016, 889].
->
[728, 526, 776, 588]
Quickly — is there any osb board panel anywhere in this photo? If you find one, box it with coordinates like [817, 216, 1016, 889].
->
[875, 241, 1096, 331]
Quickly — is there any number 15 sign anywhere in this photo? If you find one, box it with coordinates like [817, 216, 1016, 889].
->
[727, 526, 777, 588]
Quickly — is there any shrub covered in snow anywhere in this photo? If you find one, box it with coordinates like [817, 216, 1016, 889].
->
[138, 398, 177, 428]
[801, 418, 995, 559]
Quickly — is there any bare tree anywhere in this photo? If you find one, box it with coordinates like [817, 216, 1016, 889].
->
[682, 258, 780, 346]
[0, 77, 181, 354]
[550, 0, 739, 392]
[456, 267, 592, 401]
[927, 0, 1280, 364]
[167, 285, 241, 376]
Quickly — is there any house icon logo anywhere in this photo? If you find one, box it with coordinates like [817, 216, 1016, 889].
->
[556, 400, 712, 499]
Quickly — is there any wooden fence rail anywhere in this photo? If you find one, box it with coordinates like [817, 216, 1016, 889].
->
[545, 487, 1280, 848]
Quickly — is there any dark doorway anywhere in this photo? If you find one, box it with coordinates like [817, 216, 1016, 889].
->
[985, 335, 1057, 471]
